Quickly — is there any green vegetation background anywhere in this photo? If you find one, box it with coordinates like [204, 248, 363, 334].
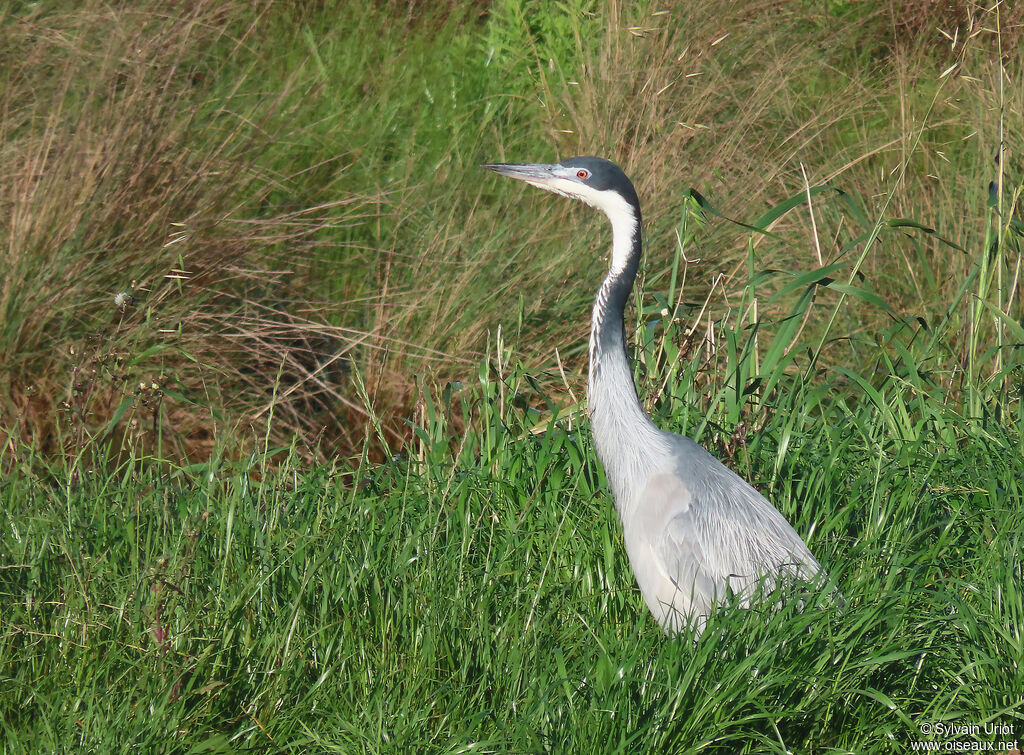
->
[1, 1, 1022, 752]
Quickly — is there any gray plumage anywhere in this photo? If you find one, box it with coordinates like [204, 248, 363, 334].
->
[485, 156, 822, 633]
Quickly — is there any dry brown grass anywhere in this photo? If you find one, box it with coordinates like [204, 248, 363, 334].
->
[2, 0, 1019, 471]
[0, 2, 400, 470]
[496, 0, 1022, 386]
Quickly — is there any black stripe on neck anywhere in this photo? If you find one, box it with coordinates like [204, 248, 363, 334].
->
[594, 226, 642, 357]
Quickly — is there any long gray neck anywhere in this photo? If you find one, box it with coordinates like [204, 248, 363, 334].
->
[587, 204, 663, 506]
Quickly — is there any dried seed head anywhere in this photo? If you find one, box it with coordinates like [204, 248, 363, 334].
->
[114, 291, 135, 310]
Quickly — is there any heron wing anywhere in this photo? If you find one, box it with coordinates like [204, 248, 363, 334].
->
[636, 437, 820, 626]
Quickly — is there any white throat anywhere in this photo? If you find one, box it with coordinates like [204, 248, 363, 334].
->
[534, 178, 639, 272]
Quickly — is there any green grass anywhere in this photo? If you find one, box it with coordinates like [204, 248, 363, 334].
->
[4, 252, 1023, 749]
[2, 358, 1022, 751]
[2, 0, 1024, 751]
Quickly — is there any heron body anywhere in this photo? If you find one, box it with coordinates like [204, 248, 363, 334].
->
[486, 156, 822, 633]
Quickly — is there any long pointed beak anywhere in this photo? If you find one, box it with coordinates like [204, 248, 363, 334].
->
[483, 162, 559, 186]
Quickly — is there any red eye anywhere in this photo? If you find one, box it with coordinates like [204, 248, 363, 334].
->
[576, 169, 589, 179]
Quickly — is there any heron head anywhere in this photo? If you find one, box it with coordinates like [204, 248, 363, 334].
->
[484, 156, 640, 221]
